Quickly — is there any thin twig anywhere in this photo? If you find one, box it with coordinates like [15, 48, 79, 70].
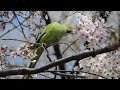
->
[53, 66, 57, 79]
[46, 70, 107, 79]
[1, 38, 36, 44]
[51, 72, 86, 79]
[42, 44, 52, 62]
[58, 42, 77, 55]
[38, 73, 52, 79]
[13, 11, 28, 41]
[0, 11, 36, 39]
[61, 38, 79, 55]
[58, 11, 78, 23]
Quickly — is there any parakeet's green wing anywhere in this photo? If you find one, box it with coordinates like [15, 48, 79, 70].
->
[36, 25, 49, 43]
[36, 22, 62, 43]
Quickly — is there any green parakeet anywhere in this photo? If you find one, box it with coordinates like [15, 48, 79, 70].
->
[23, 22, 72, 79]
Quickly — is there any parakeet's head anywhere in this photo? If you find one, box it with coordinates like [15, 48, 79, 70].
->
[63, 25, 73, 33]
[66, 25, 73, 33]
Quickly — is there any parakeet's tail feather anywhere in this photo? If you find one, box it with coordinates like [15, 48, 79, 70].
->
[22, 47, 44, 79]
[29, 47, 44, 68]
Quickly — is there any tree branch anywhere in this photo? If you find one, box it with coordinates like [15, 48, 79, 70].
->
[0, 43, 119, 77]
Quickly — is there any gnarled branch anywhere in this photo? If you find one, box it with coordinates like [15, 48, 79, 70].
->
[0, 43, 119, 77]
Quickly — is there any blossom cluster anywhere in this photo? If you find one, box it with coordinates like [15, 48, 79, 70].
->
[74, 11, 120, 79]
[10, 43, 37, 60]
[0, 43, 37, 61]
[75, 12, 110, 48]
[79, 47, 120, 79]
[16, 11, 46, 31]
[0, 45, 10, 58]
